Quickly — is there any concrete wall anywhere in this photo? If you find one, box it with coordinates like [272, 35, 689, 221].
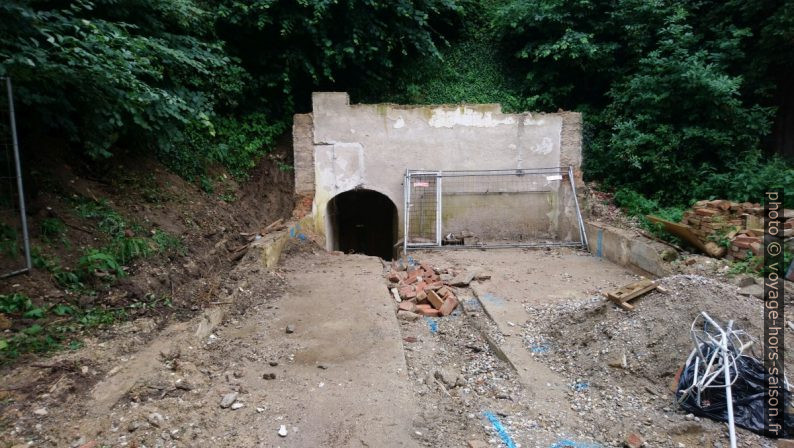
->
[295, 92, 584, 248]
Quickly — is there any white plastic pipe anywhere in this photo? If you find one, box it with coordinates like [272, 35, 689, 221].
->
[701, 312, 737, 448]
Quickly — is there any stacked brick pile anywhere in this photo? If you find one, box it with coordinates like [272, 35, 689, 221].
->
[726, 232, 763, 261]
[681, 200, 755, 239]
[680, 200, 761, 259]
[387, 262, 460, 318]
[680, 199, 793, 261]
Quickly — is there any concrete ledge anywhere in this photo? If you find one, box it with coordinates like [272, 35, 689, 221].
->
[249, 216, 317, 268]
[585, 221, 673, 278]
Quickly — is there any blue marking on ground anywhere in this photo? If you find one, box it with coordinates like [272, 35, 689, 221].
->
[550, 439, 602, 448]
[480, 293, 504, 304]
[483, 411, 516, 448]
[425, 317, 438, 333]
[573, 380, 589, 392]
[463, 298, 482, 310]
[530, 343, 550, 354]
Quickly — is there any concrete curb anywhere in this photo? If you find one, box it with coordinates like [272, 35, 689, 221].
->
[585, 220, 674, 278]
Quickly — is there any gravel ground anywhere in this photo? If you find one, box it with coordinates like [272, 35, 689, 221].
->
[520, 274, 793, 447]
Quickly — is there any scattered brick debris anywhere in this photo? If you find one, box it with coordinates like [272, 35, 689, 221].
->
[386, 259, 479, 319]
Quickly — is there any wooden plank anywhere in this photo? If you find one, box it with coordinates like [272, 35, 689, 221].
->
[605, 279, 657, 311]
[646, 215, 710, 253]
[606, 279, 654, 302]
[614, 300, 635, 311]
[616, 281, 656, 303]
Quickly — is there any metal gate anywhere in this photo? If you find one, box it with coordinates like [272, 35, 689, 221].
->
[403, 167, 588, 252]
[403, 171, 441, 246]
[0, 77, 31, 278]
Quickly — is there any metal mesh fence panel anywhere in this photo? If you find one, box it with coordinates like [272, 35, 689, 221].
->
[404, 168, 587, 251]
[0, 77, 31, 277]
[405, 172, 439, 245]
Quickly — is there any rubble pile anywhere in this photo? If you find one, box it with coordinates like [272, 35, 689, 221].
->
[680, 199, 793, 261]
[386, 261, 474, 319]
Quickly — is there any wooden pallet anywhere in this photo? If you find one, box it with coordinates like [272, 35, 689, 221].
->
[605, 279, 658, 311]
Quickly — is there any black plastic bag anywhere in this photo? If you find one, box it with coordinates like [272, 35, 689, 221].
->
[675, 349, 793, 437]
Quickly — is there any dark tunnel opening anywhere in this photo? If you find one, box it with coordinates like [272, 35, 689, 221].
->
[327, 189, 398, 260]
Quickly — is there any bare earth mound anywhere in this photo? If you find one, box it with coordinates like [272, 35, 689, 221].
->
[521, 274, 792, 447]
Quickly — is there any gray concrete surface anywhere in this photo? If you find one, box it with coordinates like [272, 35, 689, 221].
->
[257, 252, 418, 447]
[585, 221, 675, 277]
[295, 93, 584, 249]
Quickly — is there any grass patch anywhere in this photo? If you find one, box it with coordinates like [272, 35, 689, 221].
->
[0, 292, 171, 364]
[612, 188, 685, 242]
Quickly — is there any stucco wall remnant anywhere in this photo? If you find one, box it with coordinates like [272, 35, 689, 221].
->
[297, 92, 584, 248]
[292, 113, 314, 195]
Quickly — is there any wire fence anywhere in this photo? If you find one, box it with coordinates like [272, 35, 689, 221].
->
[404, 167, 587, 252]
[0, 77, 31, 278]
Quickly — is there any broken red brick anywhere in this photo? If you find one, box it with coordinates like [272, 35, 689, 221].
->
[415, 306, 440, 317]
[398, 301, 416, 312]
[398, 286, 416, 299]
[624, 432, 645, 448]
[416, 290, 427, 302]
[733, 235, 761, 244]
[415, 281, 427, 293]
[439, 295, 459, 316]
[426, 281, 444, 291]
[437, 285, 451, 297]
[695, 208, 718, 216]
[387, 271, 401, 283]
[427, 290, 444, 309]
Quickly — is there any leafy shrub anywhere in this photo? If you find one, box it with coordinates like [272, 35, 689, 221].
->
[40, 217, 68, 245]
[494, 0, 793, 206]
[587, 17, 773, 204]
[162, 113, 288, 180]
[109, 237, 154, 264]
[0, 0, 244, 159]
[612, 188, 685, 241]
[152, 229, 185, 256]
[0, 293, 38, 315]
[74, 199, 126, 237]
[78, 249, 125, 280]
[32, 246, 58, 271]
[693, 151, 794, 208]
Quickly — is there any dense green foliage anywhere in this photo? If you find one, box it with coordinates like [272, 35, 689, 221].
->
[0, 0, 461, 179]
[500, 0, 794, 205]
[0, 0, 242, 159]
[0, 0, 791, 204]
[379, 0, 793, 206]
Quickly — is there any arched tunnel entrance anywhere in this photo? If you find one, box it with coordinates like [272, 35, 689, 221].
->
[327, 189, 398, 260]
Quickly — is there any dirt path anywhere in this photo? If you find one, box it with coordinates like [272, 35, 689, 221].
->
[250, 252, 417, 447]
[2, 245, 785, 447]
[2, 248, 421, 448]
